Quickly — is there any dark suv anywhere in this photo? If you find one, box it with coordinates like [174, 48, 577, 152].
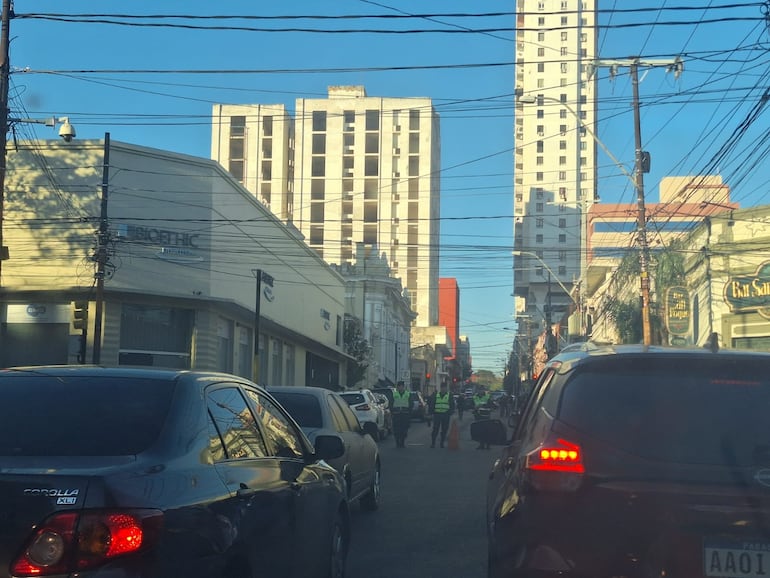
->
[474, 343, 770, 578]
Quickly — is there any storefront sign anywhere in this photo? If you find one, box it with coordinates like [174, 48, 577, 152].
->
[665, 286, 690, 335]
[117, 224, 204, 263]
[6, 304, 70, 324]
[724, 262, 770, 315]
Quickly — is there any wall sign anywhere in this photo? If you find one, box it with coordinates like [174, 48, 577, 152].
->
[724, 261, 770, 318]
[665, 286, 690, 336]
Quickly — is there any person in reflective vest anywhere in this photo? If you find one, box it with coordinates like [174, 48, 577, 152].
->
[474, 389, 492, 449]
[392, 381, 411, 448]
[428, 381, 455, 448]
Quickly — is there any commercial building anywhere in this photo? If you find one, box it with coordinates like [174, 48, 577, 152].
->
[513, 0, 598, 328]
[211, 86, 441, 329]
[0, 139, 351, 386]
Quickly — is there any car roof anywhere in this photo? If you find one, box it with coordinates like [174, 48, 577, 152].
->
[548, 343, 770, 374]
[0, 365, 249, 383]
[267, 385, 336, 398]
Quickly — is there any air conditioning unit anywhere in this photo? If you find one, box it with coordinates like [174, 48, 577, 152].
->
[344, 123, 354, 132]
[343, 169, 354, 177]
[394, 124, 401, 132]
[393, 147, 401, 155]
[343, 146, 354, 154]
[393, 171, 400, 178]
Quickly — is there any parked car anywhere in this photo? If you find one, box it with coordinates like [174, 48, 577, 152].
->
[474, 344, 770, 578]
[409, 391, 428, 421]
[268, 385, 381, 511]
[339, 389, 387, 439]
[0, 366, 350, 578]
[374, 393, 393, 436]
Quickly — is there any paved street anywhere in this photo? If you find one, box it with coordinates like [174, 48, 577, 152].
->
[347, 412, 502, 578]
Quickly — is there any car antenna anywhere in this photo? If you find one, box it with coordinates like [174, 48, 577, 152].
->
[703, 332, 719, 353]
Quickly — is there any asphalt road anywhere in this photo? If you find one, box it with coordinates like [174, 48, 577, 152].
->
[346, 412, 502, 578]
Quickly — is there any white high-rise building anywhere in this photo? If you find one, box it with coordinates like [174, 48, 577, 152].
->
[513, 0, 598, 331]
[212, 86, 440, 327]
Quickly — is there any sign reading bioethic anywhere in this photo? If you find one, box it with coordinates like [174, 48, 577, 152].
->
[724, 262, 770, 317]
[665, 286, 690, 336]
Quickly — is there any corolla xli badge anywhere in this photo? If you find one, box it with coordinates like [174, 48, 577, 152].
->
[753, 469, 770, 488]
[24, 488, 80, 505]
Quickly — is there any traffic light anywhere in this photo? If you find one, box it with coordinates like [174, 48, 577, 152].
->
[73, 300, 88, 333]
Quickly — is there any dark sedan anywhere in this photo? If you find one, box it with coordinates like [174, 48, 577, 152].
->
[268, 386, 381, 511]
[474, 344, 770, 578]
[0, 366, 350, 578]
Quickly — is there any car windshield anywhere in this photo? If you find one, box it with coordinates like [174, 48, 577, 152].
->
[0, 374, 175, 456]
[559, 357, 770, 466]
[340, 393, 365, 405]
[269, 392, 323, 429]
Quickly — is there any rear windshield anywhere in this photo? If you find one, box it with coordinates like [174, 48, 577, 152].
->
[270, 392, 323, 429]
[0, 373, 175, 456]
[340, 393, 365, 405]
[558, 356, 770, 466]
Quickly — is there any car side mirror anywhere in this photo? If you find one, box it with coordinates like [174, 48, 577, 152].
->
[361, 421, 379, 439]
[314, 434, 345, 461]
[470, 419, 508, 446]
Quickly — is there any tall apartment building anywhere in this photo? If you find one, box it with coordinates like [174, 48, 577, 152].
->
[211, 86, 440, 328]
[513, 0, 598, 331]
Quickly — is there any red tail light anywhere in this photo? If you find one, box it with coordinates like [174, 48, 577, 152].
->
[527, 438, 585, 473]
[354, 404, 371, 411]
[11, 509, 163, 577]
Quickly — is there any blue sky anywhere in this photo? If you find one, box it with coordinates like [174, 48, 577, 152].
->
[10, 1, 770, 371]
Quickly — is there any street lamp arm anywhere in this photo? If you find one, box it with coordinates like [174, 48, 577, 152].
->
[512, 250, 577, 305]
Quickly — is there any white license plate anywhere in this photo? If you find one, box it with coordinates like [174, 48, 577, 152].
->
[704, 542, 770, 577]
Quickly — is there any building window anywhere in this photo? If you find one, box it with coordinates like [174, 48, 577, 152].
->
[561, 31, 568, 41]
[238, 326, 251, 379]
[560, 140, 567, 150]
[538, 32, 545, 41]
[536, 218, 544, 228]
[311, 179, 325, 200]
[537, 108, 544, 118]
[343, 110, 355, 130]
[312, 134, 326, 154]
[560, 109, 568, 119]
[559, 234, 567, 243]
[285, 344, 295, 385]
[365, 110, 380, 131]
[560, 125, 567, 135]
[536, 234, 543, 243]
[365, 133, 379, 153]
[559, 218, 567, 228]
[561, 16, 568, 25]
[537, 48, 545, 57]
[581, 33, 587, 42]
[559, 266, 567, 276]
[536, 188, 544, 199]
[561, 62, 568, 73]
[559, 186, 567, 200]
[312, 111, 327, 132]
[217, 317, 234, 373]
[311, 156, 325, 177]
[559, 156, 567, 165]
[536, 140, 544, 153]
[538, 17, 545, 25]
[559, 251, 567, 261]
[537, 156, 544, 165]
[536, 172, 543, 181]
[537, 125, 544, 136]
[365, 156, 379, 176]
[271, 338, 283, 385]
[119, 305, 193, 368]
[409, 109, 420, 130]
[536, 202, 544, 212]
[310, 203, 324, 223]
[559, 171, 567, 180]
[561, 47, 568, 56]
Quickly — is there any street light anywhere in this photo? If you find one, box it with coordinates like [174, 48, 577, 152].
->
[513, 250, 578, 307]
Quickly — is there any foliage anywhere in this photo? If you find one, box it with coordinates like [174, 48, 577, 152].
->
[475, 369, 503, 390]
[607, 298, 643, 344]
[343, 315, 371, 387]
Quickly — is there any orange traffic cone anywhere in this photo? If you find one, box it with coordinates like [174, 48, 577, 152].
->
[447, 419, 460, 451]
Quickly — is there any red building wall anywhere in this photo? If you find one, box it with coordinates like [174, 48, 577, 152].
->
[438, 278, 460, 357]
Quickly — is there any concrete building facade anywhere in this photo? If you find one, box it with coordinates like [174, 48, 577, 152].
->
[211, 86, 441, 330]
[513, 0, 598, 329]
[0, 139, 351, 387]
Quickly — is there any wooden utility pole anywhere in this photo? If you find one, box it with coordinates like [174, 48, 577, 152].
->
[92, 133, 110, 364]
[0, 0, 12, 285]
[590, 57, 683, 345]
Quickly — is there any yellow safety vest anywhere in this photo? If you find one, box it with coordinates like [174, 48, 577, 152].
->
[393, 389, 410, 410]
[434, 392, 451, 413]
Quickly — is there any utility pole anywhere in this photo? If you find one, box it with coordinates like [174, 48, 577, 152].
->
[252, 268, 263, 383]
[0, 0, 12, 286]
[589, 57, 683, 345]
[92, 133, 110, 364]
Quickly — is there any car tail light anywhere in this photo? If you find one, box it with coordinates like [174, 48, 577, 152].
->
[527, 438, 584, 473]
[11, 509, 163, 576]
[525, 437, 585, 492]
[354, 404, 371, 411]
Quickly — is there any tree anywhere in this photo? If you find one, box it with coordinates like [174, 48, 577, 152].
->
[344, 315, 371, 388]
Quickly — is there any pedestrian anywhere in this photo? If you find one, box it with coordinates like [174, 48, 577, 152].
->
[456, 393, 464, 421]
[474, 388, 492, 449]
[391, 380, 411, 448]
[428, 382, 455, 448]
